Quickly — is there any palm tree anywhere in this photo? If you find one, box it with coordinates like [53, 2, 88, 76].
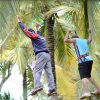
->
[0, 61, 12, 92]
[0, 0, 100, 100]
[46, 13, 58, 85]
[23, 66, 27, 100]
[0, 92, 14, 100]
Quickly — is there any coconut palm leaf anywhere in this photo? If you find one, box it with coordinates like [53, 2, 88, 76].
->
[0, 0, 100, 100]
[0, 26, 18, 51]
[14, 39, 32, 74]
[0, 92, 14, 100]
[0, 60, 12, 91]
[45, 5, 79, 19]
[27, 65, 34, 91]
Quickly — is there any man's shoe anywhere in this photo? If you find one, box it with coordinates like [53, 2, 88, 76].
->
[48, 89, 57, 97]
[79, 93, 91, 99]
[30, 86, 43, 96]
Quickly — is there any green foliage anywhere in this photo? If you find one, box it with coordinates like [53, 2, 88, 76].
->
[0, 92, 14, 100]
[0, 61, 12, 76]
[27, 65, 34, 91]
[0, 0, 100, 99]
[15, 44, 31, 75]
[54, 19, 66, 66]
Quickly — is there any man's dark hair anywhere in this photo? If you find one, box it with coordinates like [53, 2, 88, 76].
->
[28, 28, 42, 35]
[71, 30, 79, 38]
[28, 28, 35, 33]
[71, 35, 79, 38]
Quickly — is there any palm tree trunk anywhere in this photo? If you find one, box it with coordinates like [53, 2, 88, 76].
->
[0, 61, 12, 92]
[23, 67, 27, 100]
[83, 0, 89, 38]
[0, 75, 11, 92]
[47, 14, 56, 86]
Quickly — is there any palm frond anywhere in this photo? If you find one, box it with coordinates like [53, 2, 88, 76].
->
[45, 6, 78, 19]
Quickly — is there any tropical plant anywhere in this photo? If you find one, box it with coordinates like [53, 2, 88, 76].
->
[0, 92, 14, 100]
[0, 0, 100, 100]
[0, 61, 12, 92]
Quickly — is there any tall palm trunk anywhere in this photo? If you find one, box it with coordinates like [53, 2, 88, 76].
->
[82, 0, 89, 38]
[23, 67, 27, 100]
[47, 14, 56, 85]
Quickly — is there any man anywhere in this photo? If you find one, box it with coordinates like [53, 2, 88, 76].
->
[64, 29, 100, 99]
[17, 16, 56, 96]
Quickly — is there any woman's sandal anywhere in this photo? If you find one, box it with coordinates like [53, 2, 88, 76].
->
[79, 94, 91, 99]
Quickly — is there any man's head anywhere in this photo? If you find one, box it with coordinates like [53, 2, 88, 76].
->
[71, 30, 79, 38]
[28, 28, 35, 33]
[71, 35, 79, 38]
[28, 28, 41, 36]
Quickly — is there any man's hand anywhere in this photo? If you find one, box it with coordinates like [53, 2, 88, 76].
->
[88, 28, 92, 43]
[64, 29, 71, 39]
[35, 23, 40, 30]
[88, 28, 91, 33]
[17, 15, 21, 22]
[64, 29, 76, 43]
[68, 30, 71, 34]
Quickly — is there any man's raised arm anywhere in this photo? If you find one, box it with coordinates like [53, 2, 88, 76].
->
[87, 29, 92, 44]
[17, 16, 38, 39]
[64, 30, 76, 43]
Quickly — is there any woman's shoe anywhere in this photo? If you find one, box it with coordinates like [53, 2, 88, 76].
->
[79, 93, 91, 99]
[91, 89, 100, 96]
